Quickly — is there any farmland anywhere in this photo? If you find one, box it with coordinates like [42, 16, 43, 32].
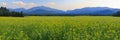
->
[0, 16, 120, 40]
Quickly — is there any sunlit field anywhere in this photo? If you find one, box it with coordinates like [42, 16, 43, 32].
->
[0, 16, 120, 40]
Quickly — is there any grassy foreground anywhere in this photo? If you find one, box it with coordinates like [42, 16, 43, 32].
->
[0, 16, 120, 40]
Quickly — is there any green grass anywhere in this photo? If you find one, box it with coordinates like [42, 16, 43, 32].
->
[0, 16, 120, 40]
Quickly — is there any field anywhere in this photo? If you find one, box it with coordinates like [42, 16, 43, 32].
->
[0, 16, 120, 40]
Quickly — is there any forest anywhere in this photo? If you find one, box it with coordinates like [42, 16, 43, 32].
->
[0, 7, 24, 17]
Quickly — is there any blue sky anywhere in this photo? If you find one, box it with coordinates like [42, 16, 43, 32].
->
[0, 0, 120, 10]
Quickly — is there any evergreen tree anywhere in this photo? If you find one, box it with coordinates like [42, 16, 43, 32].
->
[113, 11, 120, 16]
[0, 7, 24, 17]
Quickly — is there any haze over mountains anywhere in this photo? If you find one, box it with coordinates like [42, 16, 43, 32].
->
[9, 6, 120, 16]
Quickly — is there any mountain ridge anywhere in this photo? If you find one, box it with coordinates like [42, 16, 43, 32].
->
[9, 6, 120, 16]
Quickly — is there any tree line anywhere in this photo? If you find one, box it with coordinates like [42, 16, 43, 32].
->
[113, 11, 120, 17]
[0, 7, 24, 17]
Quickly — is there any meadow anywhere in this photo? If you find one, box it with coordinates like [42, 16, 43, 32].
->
[0, 16, 120, 40]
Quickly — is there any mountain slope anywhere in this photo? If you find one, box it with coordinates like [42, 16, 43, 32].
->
[25, 6, 65, 15]
[67, 7, 120, 16]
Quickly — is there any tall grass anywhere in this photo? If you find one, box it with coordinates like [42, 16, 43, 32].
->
[0, 16, 120, 40]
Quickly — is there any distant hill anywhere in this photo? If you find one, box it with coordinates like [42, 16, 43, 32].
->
[14, 8, 26, 12]
[67, 7, 120, 16]
[9, 6, 120, 16]
[25, 6, 65, 15]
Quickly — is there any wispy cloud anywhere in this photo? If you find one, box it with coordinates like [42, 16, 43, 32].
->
[12, 1, 26, 6]
[46, 2, 56, 5]
[12, 1, 37, 8]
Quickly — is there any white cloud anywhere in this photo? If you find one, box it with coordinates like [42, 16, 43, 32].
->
[0, 2, 7, 7]
[2, 2, 7, 6]
[28, 3, 37, 6]
[12, 1, 26, 6]
[43, 2, 56, 6]
[12, 1, 37, 8]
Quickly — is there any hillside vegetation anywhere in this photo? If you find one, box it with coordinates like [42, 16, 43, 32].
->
[0, 16, 120, 40]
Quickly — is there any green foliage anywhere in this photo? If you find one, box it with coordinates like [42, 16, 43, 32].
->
[0, 16, 120, 40]
[0, 7, 24, 17]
